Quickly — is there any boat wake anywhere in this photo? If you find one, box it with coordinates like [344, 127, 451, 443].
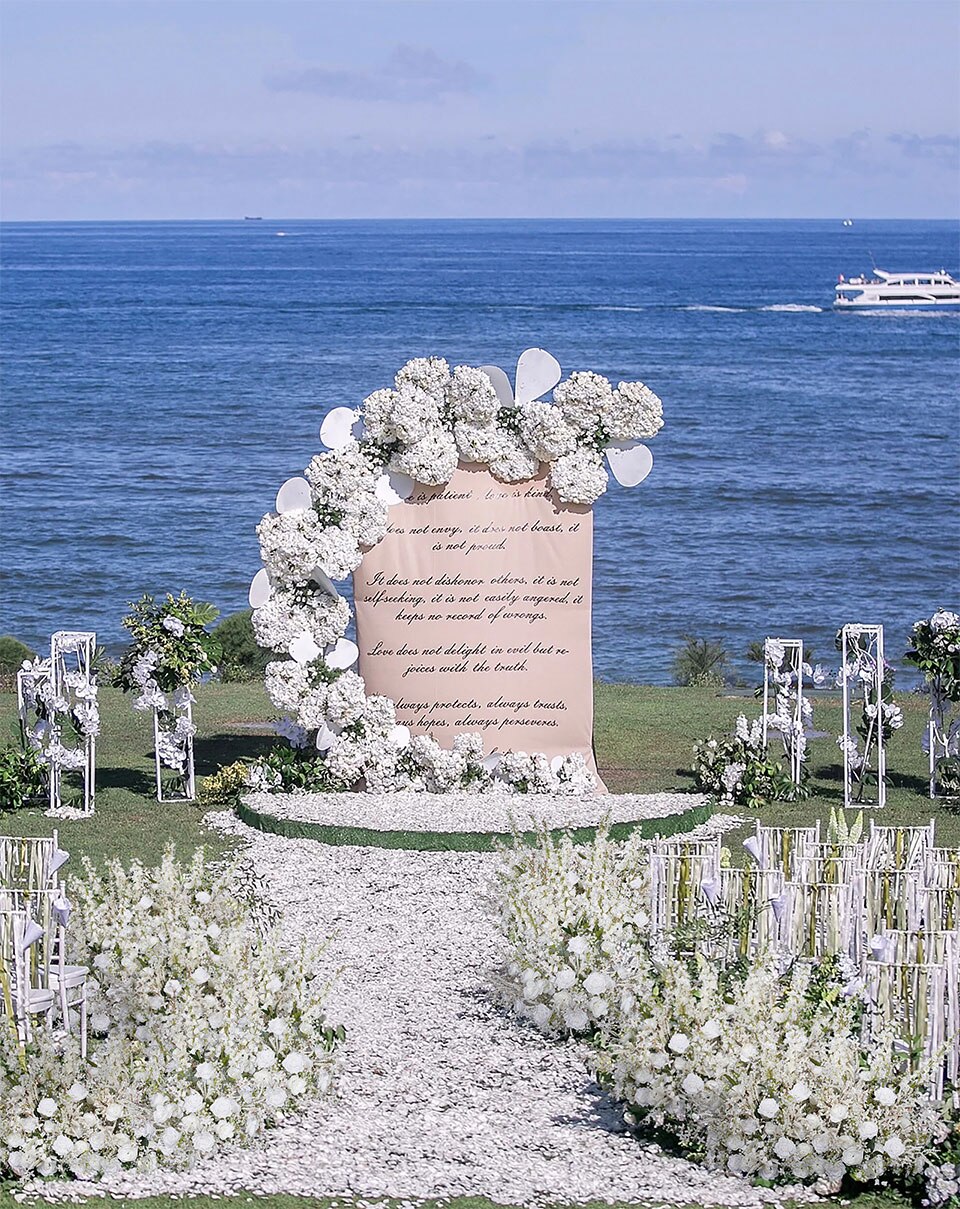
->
[682, 304, 746, 313]
[761, 304, 824, 312]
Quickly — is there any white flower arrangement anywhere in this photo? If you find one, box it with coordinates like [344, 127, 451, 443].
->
[18, 658, 100, 774]
[494, 827, 955, 1199]
[0, 850, 341, 1181]
[251, 352, 664, 794]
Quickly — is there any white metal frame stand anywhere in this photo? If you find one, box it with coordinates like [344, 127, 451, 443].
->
[761, 637, 805, 784]
[840, 623, 886, 809]
[50, 632, 97, 816]
[926, 680, 958, 800]
[153, 694, 196, 803]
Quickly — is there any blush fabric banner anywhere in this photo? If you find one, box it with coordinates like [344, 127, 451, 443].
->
[354, 462, 603, 783]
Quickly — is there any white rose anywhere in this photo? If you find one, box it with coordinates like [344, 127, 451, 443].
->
[182, 1092, 203, 1115]
[583, 971, 609, 996]
[681, 1072, 704, 1096]
[36, 1098, 58, 1119]
[874, 1086, 896, 1107]
[555, 967, 576, 991]
[210, 1096, 237, 1121]
[66, 1083, 87, 1102]
[667, 1032, 690, 1054]
[757, 1097, 779, 1119]
[790, 1081, 812, 1102]
[191, 967, 209, 985]
[281, 1052, 308, 1075]
[884, 1136, 906, 1160]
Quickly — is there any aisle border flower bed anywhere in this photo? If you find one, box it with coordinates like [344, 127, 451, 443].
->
[0, 848, 342, 1181]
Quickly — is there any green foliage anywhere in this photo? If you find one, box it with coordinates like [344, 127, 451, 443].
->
[197, 760, 249, 809]
[213, 609, 272, 682]
[0, 636, 35, 675]
[250, 745, 348, 793]
[693, 727, 806, 809]
[745, 640, 766, 665]
[0, 745, 46, 811]
[905, 610, 960, 703]
[115, 592, 221, 694]
[671, 636, 729, 688]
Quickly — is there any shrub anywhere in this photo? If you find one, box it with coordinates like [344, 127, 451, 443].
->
[0, 635, 35, 674]
[672, 636, 729, 688]
[693, 715, 805, 808]
[0, 745, 46, 811]
[213, 609, 272, 682]
[197, 760, 249, 809]
[0, 848, 342, 1180]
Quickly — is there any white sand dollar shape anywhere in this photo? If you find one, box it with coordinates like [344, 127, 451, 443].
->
[606, 442, 653, 487]
[514, 348, 562, 406]
[275, 477, 312, 514]
[320, 407, 360, 450]
[478, 365, 515, 409]
[325, 637, 359, 670]
[309, 567, 340, 599]
[289, 632, 323, 665]
[248, 568, 272, 609]
[315, 722, 336, 752]
[374, 471, 415, 506]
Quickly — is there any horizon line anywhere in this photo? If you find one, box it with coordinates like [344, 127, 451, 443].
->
[2, 214, 958, 224]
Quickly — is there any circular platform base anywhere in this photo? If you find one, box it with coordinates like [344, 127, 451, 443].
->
[237, 790, 712, 851]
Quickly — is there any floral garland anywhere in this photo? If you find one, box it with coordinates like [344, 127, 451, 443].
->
[251, 353, 664, 795]
[115, 593, 221, 783]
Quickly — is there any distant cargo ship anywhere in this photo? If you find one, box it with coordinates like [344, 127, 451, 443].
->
[244, 216, 263, 221]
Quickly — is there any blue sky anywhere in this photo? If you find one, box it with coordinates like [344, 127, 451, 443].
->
[2, 0, 958, 220]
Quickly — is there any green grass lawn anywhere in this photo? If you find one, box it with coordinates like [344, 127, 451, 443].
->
[0, 681, 951, 1209]
[2, 680, 956, 866]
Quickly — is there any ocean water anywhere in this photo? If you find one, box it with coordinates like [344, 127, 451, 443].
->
[1, 218, 958, 684]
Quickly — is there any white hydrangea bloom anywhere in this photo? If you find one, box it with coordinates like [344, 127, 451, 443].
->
[488, 431, 540, 484]
[324, 670, 367, 728]
[602, 380, 665, 441]
[395, 355, 451, 402]
[447, 365, 500, 424]
[305, 442, 379, 504]
[264, 660, 312, 713]
[519, 400, 577, 461]
[391, 427, 459, 485]
[360, 388, 402, 443]
[454, 420, 500, 464]
[550, 447, 608, 505]
[553, 370, 613, 433]
[339, 491, 389, 548]
[252, 591, 350, 654]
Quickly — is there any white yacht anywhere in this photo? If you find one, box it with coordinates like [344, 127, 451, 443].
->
[835, 268, 960, 308]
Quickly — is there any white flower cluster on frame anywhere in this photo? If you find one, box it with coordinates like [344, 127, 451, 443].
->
[253, 352, 664, 792]
[0, 849, 341, 1182]
[18, 657, 99, 772]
